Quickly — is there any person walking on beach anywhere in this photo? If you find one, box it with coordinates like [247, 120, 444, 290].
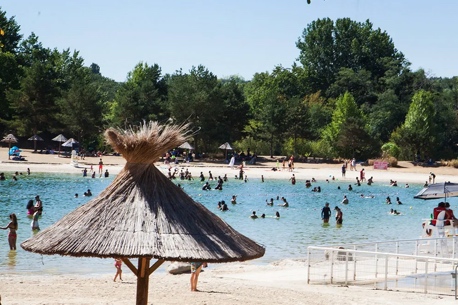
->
[98, 158, 104, 174]
[190, 262, 207, 291]
[114, 258, 123, 281]
[1, 213, 18, 250]
[321, 203, 331, 224]
[430, 172, 436, 184]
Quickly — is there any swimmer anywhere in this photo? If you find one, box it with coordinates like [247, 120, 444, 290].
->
[279, 197, 289, 207]
[260, 213, 266, 218]
[405, 183, 410, 188]
[231, 195, 237, 204]
[396, 197, 402, 205]
[386, 196, 392, 204]
[266, 198, 274, 206]
[250, 211, 258, 219]
[275, 211, 280, 218]
[341, 195, 349, 204]
[367, 176, 373, 185]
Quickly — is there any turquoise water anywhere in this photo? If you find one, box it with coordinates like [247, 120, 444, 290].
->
[0, 169, 443, 275]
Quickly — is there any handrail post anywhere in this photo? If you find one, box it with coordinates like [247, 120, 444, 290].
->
[307, 248, 311, 284]
[384, 255, 389, 290]
[353, 245, 357, 281]
[424, 260, 429, 294]
[330, 250, 334, 284]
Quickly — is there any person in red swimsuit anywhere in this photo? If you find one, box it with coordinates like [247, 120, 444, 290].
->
[114, 258, 123, 282]
[1, 213, 18, 250]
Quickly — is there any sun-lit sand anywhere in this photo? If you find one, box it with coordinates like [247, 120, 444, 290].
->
[1, 147, 458, 304]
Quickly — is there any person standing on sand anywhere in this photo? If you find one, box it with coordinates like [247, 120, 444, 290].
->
[113, 258, 123, 281]
[98, 158, 103, 174]
[1, 213, 18, 250]
[341, 163, 346, 177]
[430, 172, 436, 184]
[190, 262, 207, 291]
[321, 203, 331, 224]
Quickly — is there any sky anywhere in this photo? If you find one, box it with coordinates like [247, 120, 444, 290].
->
[2, 0, 457, 82]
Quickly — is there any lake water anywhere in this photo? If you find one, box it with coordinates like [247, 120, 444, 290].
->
[0, 169, 442, 275]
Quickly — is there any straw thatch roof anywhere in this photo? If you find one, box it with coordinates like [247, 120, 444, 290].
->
[1, 133, 18, 143]
[21, 121, 265, 263]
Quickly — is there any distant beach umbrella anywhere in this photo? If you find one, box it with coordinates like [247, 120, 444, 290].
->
[62, 138, 79, 148]
[219, 142, 233, 160]
[1, 134, 18, 160]
[178, 141, 194, 150]
[28, 134, 44, 152]
[52, 134, 67, 154]
[21, 121, 265, 305]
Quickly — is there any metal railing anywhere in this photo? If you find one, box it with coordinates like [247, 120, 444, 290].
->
[307, 236, 458, 296]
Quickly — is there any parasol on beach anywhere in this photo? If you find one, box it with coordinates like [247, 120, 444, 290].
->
[219, 142, 233, 160]
[1, 134, 18, 160]
[21, 121, 265, 305]
[178, 141, 194, 150]
[28, 134, 44, 152]
[52, 134, 67, 154]
[62, 138, 78, 148]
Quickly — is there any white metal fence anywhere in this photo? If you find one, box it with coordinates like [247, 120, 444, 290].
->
[307, 237, 458, 296]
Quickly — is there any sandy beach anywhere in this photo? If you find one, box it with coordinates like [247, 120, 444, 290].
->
[1, 147, 458, 304]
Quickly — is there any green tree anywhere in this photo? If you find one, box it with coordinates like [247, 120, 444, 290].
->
[296, 18, 406, 94]
[167, 65, 226, 152]
[391, 90, 436, 160]
[0, 7, 22, 53]
[55, 68, 103, 144]
[108, 62, 168, 127]
[219, 77, 250, 143]
[6, 47, 62, 136]
[322, 92, 372, 158]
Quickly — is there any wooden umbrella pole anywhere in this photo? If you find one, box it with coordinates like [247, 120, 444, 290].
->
[136, 257, 151, 305]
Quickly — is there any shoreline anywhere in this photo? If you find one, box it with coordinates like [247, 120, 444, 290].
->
[1, 148, 458, 304]
[1, 148, 457, 184]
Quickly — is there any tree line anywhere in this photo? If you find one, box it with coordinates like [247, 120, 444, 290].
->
[1, 8, 457, 161]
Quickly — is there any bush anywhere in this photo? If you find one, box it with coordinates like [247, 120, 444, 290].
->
[448, 159, 458, 168]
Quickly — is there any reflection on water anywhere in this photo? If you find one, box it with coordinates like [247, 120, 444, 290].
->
[0, 169, 447, 275]
[8, 250, 17, 268]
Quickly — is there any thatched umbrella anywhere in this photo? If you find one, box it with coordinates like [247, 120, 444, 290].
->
[219, 142, 233, 161]
[21, 121, 265, 305]
[28, 134, 44, 152]
[178, 141, 194, 150]
[52, 133, 67, 154]
[1, 134, 18, 160]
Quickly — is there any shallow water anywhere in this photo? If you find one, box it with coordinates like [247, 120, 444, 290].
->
[0, 170, 443, 275]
